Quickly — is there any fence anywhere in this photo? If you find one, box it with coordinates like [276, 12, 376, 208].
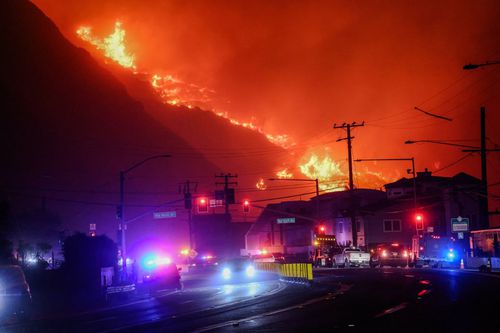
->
[254, 262, 313, 284]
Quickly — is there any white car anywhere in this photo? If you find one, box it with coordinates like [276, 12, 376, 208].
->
[332, 248, 370, 268]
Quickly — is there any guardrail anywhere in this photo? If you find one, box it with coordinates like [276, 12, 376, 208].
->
[254, 262, 313, 284]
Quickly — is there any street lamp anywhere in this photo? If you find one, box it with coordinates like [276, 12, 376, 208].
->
[463, 60, 500, 70]
[119, 154, 171, 281]
[405, 140, 479, 149]
[354, 157, 419, 258]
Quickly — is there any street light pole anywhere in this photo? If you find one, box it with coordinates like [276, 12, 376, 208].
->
[463, 60, 500, 70]
[119, 154, 171, 281]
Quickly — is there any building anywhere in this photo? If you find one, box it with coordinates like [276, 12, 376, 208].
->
[245, 170, 483, 255]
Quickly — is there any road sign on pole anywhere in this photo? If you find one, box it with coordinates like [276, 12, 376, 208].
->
[153, 211, 177, 219]
[277, 217, 296, 224]
[451, 216, 469, 232]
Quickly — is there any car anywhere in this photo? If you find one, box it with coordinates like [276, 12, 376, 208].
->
[219, 258, 256, 282]
[188, 255, 219, 272]
[370, 243, 410, 267]
[140, 256, 181, 289]
[0, 265, 32, 321]
[332, 248, 371, 267]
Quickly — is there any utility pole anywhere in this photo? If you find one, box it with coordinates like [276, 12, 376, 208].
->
[480, 107, 488, 229]
[461, 107, 500, 228]
[215, 173, 238, 218]
[180, 180, 197, 250]
[334, 121, 365, 247]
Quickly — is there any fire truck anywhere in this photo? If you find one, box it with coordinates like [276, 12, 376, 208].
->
[312, 233, 340, 267]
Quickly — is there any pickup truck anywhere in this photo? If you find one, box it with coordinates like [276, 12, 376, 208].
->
[332, 248, 370, 268]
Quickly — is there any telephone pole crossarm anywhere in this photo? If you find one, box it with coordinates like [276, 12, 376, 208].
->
[333, 121, 365, 247]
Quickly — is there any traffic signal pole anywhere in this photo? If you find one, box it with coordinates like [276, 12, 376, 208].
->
[215, 173, 238, 217]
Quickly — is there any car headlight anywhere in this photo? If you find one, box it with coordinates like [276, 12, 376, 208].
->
[222, 267, 231, 279]
[245, 265, 256, 277]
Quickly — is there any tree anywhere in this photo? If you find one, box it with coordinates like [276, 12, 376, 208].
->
[62, 233, 117, 290]
[0, 238, 14, 264]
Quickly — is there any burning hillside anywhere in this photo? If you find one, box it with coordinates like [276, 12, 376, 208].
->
[75, 21, 389, 192]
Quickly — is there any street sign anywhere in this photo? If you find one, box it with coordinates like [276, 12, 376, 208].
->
[427, 227, 434, 233]
[277, 217, 295, 224]
[451, 216, 469, 232]
[457, 232, 464, 239]
[89, 223, 96, 231]
[153, 211, 176, 219]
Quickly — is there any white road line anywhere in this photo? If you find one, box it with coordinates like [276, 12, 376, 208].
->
[374, 302, 408, 318]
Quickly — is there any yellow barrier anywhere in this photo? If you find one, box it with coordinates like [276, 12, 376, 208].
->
[254, 262, 313, 282]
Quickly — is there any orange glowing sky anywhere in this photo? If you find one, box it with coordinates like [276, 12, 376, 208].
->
[32, 0, 500, 214]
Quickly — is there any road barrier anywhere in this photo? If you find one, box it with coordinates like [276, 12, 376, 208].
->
[254, 262, 313, 284]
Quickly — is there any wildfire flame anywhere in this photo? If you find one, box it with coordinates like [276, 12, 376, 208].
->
[299, 153, 346, 191]
[276, 168, 293, 179]
[255, 178, 267, 190]
[75, 21, 294, 149]
[75, 22, 389, 192]
[76, 22, 135, 69]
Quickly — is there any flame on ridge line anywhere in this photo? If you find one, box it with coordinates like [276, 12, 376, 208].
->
[75, 21, 294, 149]
[75, 22, 389, 192]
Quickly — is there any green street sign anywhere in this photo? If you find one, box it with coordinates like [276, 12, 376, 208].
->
[277, 217, 295, 224]
[153, 211, 176, 219]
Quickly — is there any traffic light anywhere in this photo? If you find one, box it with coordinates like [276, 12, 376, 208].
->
[243, 199, 250, 213]
[116, 205, 123, 219]
[184, 192, 192, 209]
[316, 224, 326, 235]
[415, 213, 424, 231]
[198, 197, 208, 213]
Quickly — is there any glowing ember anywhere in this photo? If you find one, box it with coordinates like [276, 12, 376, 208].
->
[76, 22, 135, 69]
[256, 178, 267, 190]
[276, 168, 293, 179]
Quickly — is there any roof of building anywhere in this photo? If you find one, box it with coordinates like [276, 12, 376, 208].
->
[384, 170, 480, 189]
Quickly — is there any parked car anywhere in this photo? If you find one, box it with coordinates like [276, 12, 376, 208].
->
[370, 243, 410, 267]
[0, 265, 32, 321]
[332, 248, 370, 268]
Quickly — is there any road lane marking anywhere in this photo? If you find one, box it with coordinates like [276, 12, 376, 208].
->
[191, 283, 353, 333]
[417, 289, 431, 297]
[374, 302, 408, 318]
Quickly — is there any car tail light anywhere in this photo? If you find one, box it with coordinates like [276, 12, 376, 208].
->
[382, 250, 388, 257]
[403, 250, 408, 257]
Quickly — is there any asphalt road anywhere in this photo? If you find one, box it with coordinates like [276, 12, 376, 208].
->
[3, 268, 499, 332]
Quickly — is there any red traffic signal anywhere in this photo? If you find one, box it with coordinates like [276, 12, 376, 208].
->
[316, 225, 326, 234]
[198, 197, 208, 213]
[243, 199, 250, 213]
[415, 213, 424, 230]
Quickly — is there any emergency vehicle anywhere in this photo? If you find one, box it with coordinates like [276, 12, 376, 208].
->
[312, 234, 340, 267]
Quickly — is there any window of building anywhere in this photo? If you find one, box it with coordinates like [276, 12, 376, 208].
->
[383, 219, 402, 232]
